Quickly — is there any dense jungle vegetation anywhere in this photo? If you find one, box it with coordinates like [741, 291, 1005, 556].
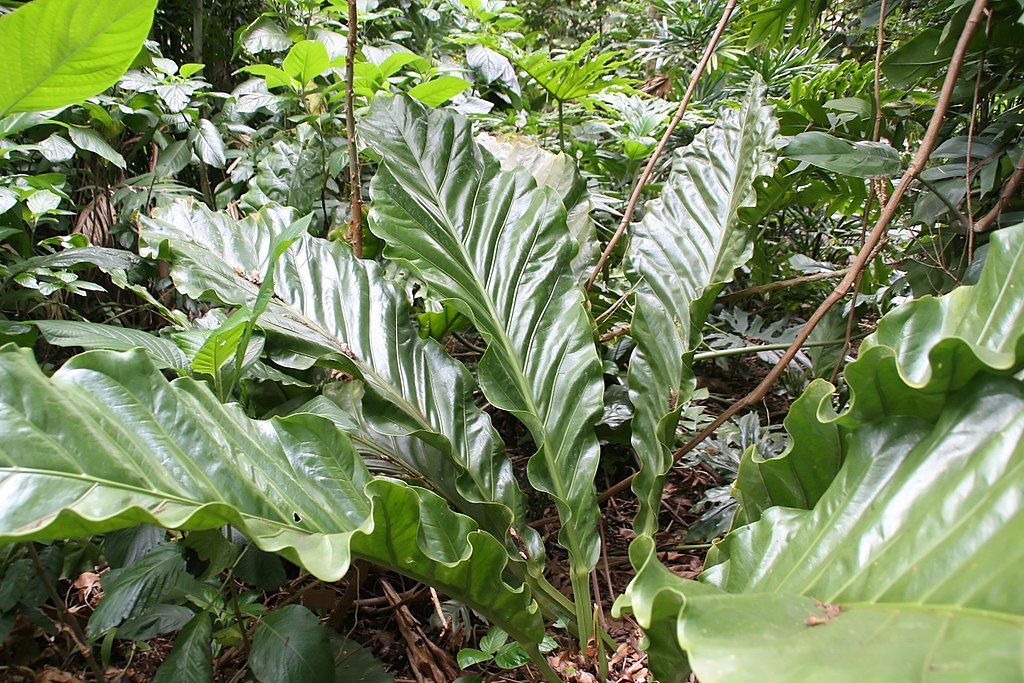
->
[0, 0, 1022, 681]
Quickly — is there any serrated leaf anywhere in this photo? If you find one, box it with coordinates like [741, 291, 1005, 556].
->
[625, 80, 778, 536]
[153, 611, 213, 683]
[0, 0, 158, 115]
[69, 127, 126, 169]
[34, 320, 188, 371]
[362, 95, 604, 617]
[0, 346, 544, 645]
[88, 542, 185, 637]
[251, 605, 333, 683]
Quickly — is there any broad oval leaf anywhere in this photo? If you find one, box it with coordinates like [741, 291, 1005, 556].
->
[0, 0, 158, 115]
[625, 80, 778, 536]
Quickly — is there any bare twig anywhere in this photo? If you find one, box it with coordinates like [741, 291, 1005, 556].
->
[584, 0, 739, 292]
[345, 0, 363, 257]
[975, 151, 1024, 233]
[28, 544, 106, 683]
[597, 0, 991, 505]
[717, 267, 851, 302]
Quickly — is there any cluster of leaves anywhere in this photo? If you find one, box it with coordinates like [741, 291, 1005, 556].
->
[0, 0, 1021, 681]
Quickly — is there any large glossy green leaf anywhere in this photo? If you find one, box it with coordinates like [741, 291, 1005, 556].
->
[476, 132, 597, 278]
[240, 124, 325, 216]
[616, 225, 1024, 683]
[137, 201, 538, 565]
[0, 347, 544, 645]
[733, 222, 1024, 523]
[625, 81, 778, 536]
[34, 320, 188, 371]
[0, 0, 158, 115]
[361, 95, 604, 620]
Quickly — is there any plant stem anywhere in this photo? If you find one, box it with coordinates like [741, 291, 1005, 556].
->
[558, 100, 565, 153]
[584, 0, 739, 292]
[345, 0, 363, 257]
[524, 642, 561, 683]
[27, 544, 106, 683]
[597, 0, 990, 505]
[570, 569, 593, 650]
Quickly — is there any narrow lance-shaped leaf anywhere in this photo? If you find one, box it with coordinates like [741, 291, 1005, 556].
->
[361, 96, 605, 634]
[626, 80, 778, 536]
[138, 201, 541, 567]
[0, 347, 544, 646]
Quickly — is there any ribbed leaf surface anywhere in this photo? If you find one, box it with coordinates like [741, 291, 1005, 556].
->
[615, 224, 1024, 683]
[0, 347, 543, 644]
[733, 222, 1024, 523]
[626, 81, 778, 535]
[138, 201, 535, 561]
[362, 96, 604, 583]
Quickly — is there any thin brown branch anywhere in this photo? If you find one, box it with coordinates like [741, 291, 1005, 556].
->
[584, 0, 739, 292]
[598, 0, 991, 505]
[345, 0, 363, 258]
[975, 151, 1024, 233]
[717, 267, 851, 303]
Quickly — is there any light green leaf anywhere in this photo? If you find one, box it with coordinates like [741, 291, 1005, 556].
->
[0, 346, 545, 645]
[782, 131, 901, 178]
[407, 76, 474, 107]
[34, 320, 188, 371]
[625, 80, 778, 536]
[283, 40, 331, 85]
[153, 612, 213, 683]
[362, 95, 604, 636]
[242, 17, 293, 54]
[69, 127, 126, 169]
[194, 119, 226, 169]
[0, 0, 158, 115]
[38, 134, 76, 162]
[457, 648, 492, 669]
[25, 189, 62, 215]
[251, 606, 333, 683]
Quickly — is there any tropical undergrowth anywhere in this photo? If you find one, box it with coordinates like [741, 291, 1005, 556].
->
[0, 0, 1021, 681]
